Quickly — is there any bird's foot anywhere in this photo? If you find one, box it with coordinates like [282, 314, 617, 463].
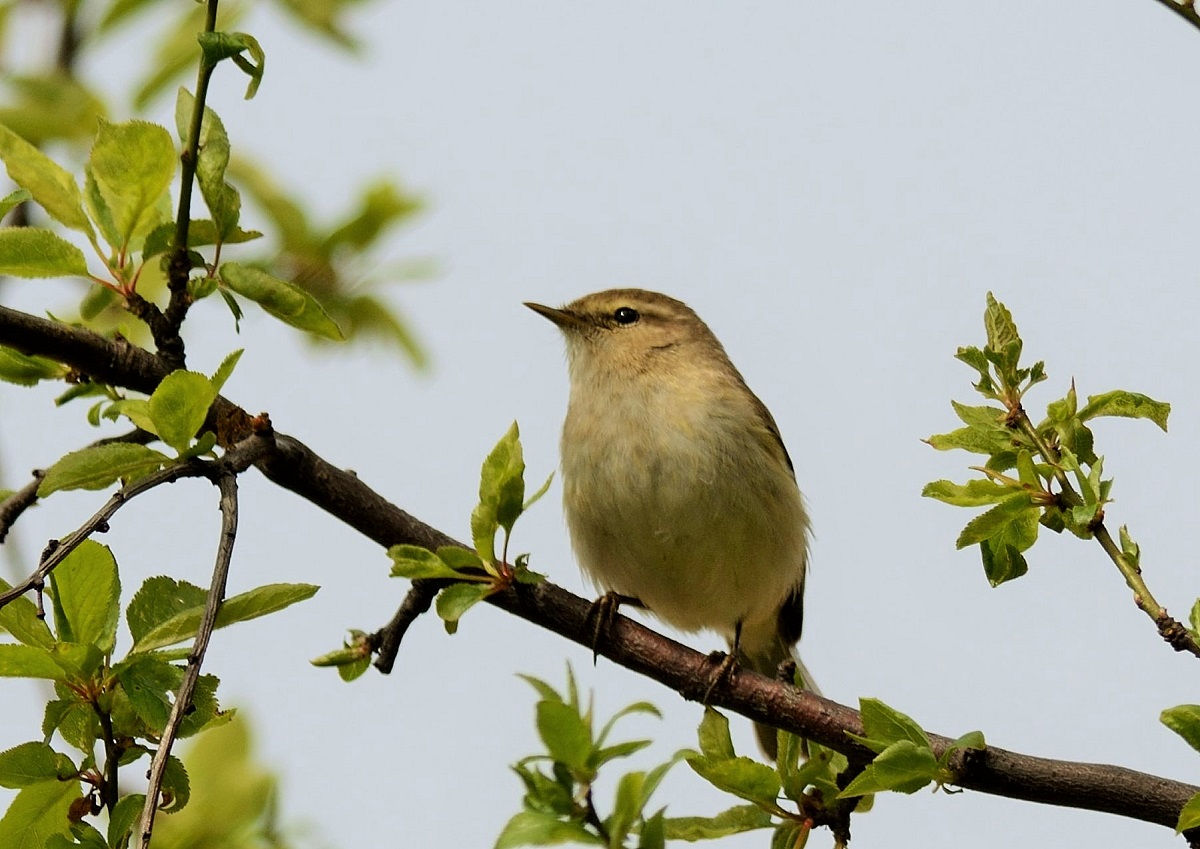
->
[584, 592, 643, 663]
[701, 650, 740, 704]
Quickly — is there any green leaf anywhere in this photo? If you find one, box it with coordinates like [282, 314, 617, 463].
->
[210, 349, 243, 394]
[0, 228, 88, 277]
[0, 345, 67, 386]
[955, 493, 1035, 549]
[664, 805, 773, 841]
[435, 582, 490, 632]
[687, 756, 780, 806]
[470, 502, 499, 567]
[46, 540, 120, 653]
[858, 698, 930, 749]
[980, 539, 1028, 587]
[983, 293, 1020, 353]
[0, 124, 93, 235]
[37, 443, 171, 496]
[105, 398, 156, 434]
[524, 471, 554, 512]
[107, 794, 143, 848]
[1077, 390, 1170, 432]
[219, 262, 344, 340]
[0, 645, 66, 680]
[950, 402, 1006, 429]
[115, 654, 179, 733]
[176, 89, 240, 238]
[925, 424, 1014, 456]
[160, 755, 190, 812]
[839, 741, 937, 797]
[479, 422, 527, 536]
[921, 478, 1013, 507]
[0, 188, 31, 219]
[436, 546, 485, 572]
[147, 370, 217, 454]
[639, 808, 666, 849]
[697, 707, 736, 760]
[88, 119, 176, 248]
[596, 701, 661, 748]
[1162, 705, 1200, 754]
[0, 778, 80, 849]
[0, 579, 55, 648]
[131, 582, 318, 652]
[494, 811, 602, 848]
[198, 32, 266, 99]
[388, 545, 468, 580]
[1177, 791, 1200, 833]
[0, 743, 75, 788]
[536, 700, 593, 774]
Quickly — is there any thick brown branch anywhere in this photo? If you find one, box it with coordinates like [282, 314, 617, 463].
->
[0, 473, 43, 544]
[1, 303, 1197, 836]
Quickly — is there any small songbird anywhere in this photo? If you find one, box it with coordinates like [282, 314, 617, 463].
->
[526, 289, 813, 757]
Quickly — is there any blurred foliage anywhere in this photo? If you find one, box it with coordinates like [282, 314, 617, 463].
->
[0, 0, 429, 364]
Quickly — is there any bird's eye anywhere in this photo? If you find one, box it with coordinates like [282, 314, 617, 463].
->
[613, 307, 640, 325]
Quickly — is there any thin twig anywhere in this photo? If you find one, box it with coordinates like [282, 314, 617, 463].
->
[0, 433, 272, 612]
[136, 469, 239, 847]
[1151, 0, 1200, 34]
[0, 461, 208, 611]
[161, 0, 222, 356]
[0, 473, 43, 544]
[1013, 411, 1200, 658]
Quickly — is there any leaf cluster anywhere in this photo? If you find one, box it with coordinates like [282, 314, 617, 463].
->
[496, 669, 675, 849]
[923, 293, 1169, 586]
[0, 540, 315, 847]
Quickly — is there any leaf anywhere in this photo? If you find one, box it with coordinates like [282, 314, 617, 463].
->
[176, 89, 240, 238]
[37, 443, 171, 496]
[147, 370, 217, 454]
[664, 805, 773, 841]
[198, 31, 266, 99]
[687, 756, 780, 805]
[160, 755, 190, 812]
[955, 493, 1035, 549]
[980, 539, 1028, 587]
[115, 654, 179, 733]
[0, 645, 65, 680]
[839, 741, 937, 797]
[46, 540, 120, 653]
[536, 700, 593, 774]
[0, 124, 93, 235]
[0, 345, 67, 386]
[104, 399, 157, 434]
[0, 188, 31, 218]
[219, 262, 344, 340]
[1162, 705, 1200, 754]
[0, 778, 80, 849]
[0, 743, 75, 788]
[596, 701, 661, 749]
[983, 292, 1020, 353]
[858, 698, 930, 749]
[436, 546, 484, 572]
[388, 545, 467, 580]
[479, 422, 527, 535]
[0, 228, 88, 277]
[1178, 791, 1200, 833]
[107, 795, 143, 848]
[696, 707, 736, 760]
[921, 478, 1013, 507]
[0, 579, 55, 648]
[88, 119, 176, 247]
[1077, 390, 1170, 432]
[925, 424, 1014, 456]
[126, 576, 206, 646]
[435, 582, 490, 632]
[210, 349, 243, 393]
[493, 811, 602, 848]
[131, 582, 318, 652]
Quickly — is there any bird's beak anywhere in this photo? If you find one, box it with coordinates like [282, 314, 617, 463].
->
[524, 302, 587, 330]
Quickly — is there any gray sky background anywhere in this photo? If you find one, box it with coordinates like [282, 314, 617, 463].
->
[4, 1, 1200, 847]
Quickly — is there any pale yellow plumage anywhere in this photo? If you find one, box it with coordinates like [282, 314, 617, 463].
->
[527, 289, 813, 757]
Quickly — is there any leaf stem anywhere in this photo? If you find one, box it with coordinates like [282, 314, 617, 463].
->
[1012, 408, 1200, 658]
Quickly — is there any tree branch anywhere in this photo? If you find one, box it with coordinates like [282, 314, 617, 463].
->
[1152, 0, 1200, 35]
[1, 303, 1197, 837]
[137, 467, 240, 847]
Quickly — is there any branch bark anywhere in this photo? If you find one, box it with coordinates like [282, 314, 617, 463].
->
[1, 303, 1197, 839]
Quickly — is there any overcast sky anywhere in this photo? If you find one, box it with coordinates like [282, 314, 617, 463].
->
[4, 1, 1200, 847]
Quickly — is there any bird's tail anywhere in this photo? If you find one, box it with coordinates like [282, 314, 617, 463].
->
[735, 621, 818, 760]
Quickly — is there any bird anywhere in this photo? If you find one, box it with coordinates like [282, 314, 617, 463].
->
[526, 288, 813, 757]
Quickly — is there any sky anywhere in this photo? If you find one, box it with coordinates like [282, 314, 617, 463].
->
[4, 1, 1200, 847]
